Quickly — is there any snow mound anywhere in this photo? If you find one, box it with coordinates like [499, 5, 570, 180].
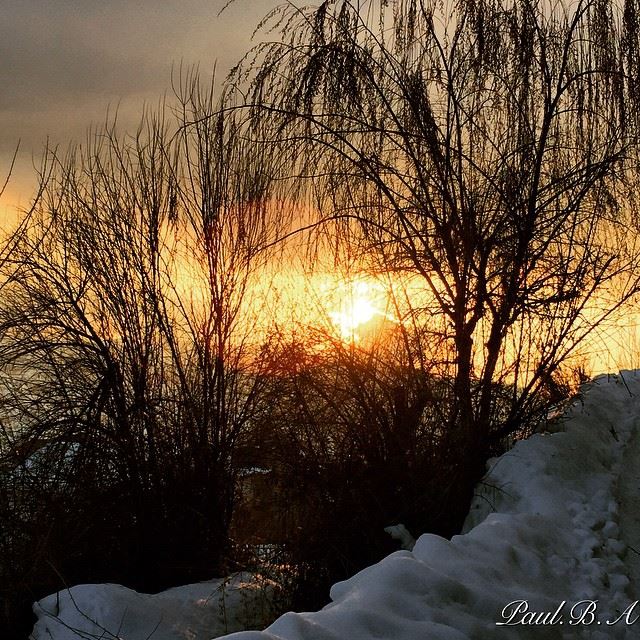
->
[221, 372, 640, 639]
[31, 573, 275, 640]
[30, 372, 640, 639]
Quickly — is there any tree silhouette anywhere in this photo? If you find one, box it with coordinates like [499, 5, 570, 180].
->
[0, 73, 282, 634]
[229, 0, 640, 525]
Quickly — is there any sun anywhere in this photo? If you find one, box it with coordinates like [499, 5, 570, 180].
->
[328, 279, 385, 341]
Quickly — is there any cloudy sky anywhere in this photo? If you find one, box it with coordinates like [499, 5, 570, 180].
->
[0, 0, 276, 217]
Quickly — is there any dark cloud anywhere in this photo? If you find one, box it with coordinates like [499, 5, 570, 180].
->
[1, 1, 203, 110]
[0, 0, 276, 210]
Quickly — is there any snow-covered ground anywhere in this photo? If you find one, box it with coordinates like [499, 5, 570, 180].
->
[31, 372, 640, 639]
[30, 573, 276, 640]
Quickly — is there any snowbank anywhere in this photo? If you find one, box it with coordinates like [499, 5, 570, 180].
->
[31, 573, 275, 640]
[31, 372, 640, 639]
[221, 372, 640, 639]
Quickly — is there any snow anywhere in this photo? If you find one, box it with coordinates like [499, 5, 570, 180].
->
[31, 371, 640, 639]
[618, 416, 640, 602]
[383, 524, 416, 551]
[30, 573, 276, 640]
[221, 372, 640, 639]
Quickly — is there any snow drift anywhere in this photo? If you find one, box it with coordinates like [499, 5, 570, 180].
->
[222, 372, 640, 640]
[30, 573, 275, 640]
[31, 372, 640, 639]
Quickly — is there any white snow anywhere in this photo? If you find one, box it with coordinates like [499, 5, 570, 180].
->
[220, 372, 640, 639]
[30, 573, 276, 640]
[384, 524, 416, 551]
[31, 371, 640, 639]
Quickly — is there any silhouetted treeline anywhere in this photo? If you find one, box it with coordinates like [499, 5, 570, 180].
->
[2, 0, 640, 637]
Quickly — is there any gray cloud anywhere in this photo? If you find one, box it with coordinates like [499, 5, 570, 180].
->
[0, 0, 276, 209]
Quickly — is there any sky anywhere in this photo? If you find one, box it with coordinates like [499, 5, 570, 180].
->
[2, 0, 639, 373]
[0, 0, 277, 219]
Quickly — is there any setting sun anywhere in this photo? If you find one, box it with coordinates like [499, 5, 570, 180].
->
[327, 279, 387, 341]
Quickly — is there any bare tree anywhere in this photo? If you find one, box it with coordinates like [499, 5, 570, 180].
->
[227, 0, 640, 525]
[0, 71, 282, 617]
